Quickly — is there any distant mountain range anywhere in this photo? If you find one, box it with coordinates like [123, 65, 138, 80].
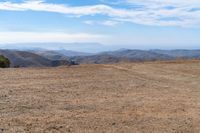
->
[29, 49, 92, 60]
[150, 50, 200, 58]
[70, 49, 173, 64]
[0, 50, 75, 67]
[0, 49, 200, 67]
[70, 49, 200, 64]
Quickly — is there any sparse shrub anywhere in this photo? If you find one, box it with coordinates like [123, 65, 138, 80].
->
[69, 60, 79, 65]
[0, 55, 10, 68]
[51, 59, 79, 67]
[14, 65, 20, 68]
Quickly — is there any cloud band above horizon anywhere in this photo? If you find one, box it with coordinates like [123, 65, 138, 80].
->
[0, 32, 108, 44]
[0, 0, 200, 27]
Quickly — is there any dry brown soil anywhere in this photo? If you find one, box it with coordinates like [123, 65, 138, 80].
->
[1, 60, 200, 133]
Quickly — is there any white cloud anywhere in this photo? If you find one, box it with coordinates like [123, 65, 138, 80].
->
[84, 20, 95, 25]
[0, 0, 200, 27]
[0, 1, 112, 15]
[0, 32, 108, 43]
[84, 20, 120, 26]
[125, 0, 200, 6]
[101, 20, 120, 26]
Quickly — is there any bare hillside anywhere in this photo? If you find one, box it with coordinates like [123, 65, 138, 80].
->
[1, 60, 200, 132]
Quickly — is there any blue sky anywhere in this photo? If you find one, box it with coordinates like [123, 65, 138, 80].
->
[0, 0, 200, 49]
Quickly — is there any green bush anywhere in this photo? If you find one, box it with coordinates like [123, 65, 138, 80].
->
[0, 55, 10, 68]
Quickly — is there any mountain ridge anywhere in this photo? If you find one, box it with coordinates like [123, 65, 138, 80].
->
[0, 49, 75, 67]
[1, 48, 200, 67]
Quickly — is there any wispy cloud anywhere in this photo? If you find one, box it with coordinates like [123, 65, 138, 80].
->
[0, 32, 107, 43]
[84, 20, 95, 25]
[0, 0, 200, 27]
[101, 20, 121, 26]
[84, 20, 120, 26]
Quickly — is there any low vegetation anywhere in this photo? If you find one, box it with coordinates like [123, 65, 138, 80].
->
[0, 55, 10, 68]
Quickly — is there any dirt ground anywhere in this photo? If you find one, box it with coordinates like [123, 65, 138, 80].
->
[1, 60, 200, 133]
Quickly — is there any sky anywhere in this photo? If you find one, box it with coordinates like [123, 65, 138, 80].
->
[0, 0, 200, 50]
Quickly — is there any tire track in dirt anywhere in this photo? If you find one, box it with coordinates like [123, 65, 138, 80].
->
[102, 64, 172, 82]
[102, 64, 194, 90]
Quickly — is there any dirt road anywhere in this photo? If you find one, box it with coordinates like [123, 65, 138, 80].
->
[1, 60, 200, 132]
